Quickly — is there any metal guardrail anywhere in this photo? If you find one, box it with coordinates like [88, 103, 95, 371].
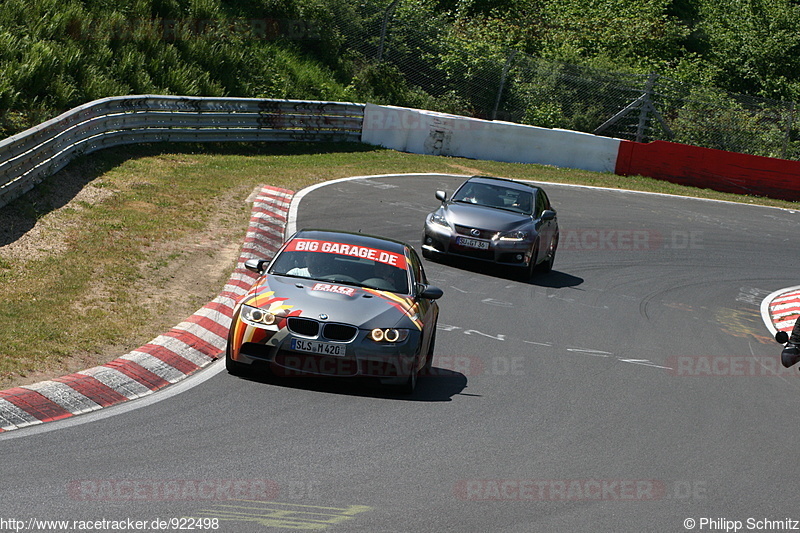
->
[0, 95, 366, 208]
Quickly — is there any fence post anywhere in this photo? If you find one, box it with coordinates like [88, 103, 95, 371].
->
[783, 102, 795, 159]
[636, 73, 658, 143]
[492, 50, 517, 121]
[377, 0, 400, 62]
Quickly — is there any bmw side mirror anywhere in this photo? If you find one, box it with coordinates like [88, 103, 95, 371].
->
[435, 190, 447, 203]
[776, 331, 790, 344]
[541, 210, 556, 221]
[419, 285, 444, 300]
[244, 258, 269, 274]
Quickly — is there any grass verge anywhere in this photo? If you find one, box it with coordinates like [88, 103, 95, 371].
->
[0, 141, 797, 389]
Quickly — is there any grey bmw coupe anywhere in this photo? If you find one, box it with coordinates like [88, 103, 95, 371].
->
[226, 229, 442, 394]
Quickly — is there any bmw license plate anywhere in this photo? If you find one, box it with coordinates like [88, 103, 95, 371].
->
[290, 338, 345, 356]
[457, 237, 490, 250]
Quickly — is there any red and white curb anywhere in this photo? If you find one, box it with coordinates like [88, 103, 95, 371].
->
[0, 186, 293, 433]
[761, 286, 800, 337]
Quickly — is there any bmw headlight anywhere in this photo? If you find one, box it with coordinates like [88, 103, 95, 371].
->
[496, 230, 529, 241]
[369, 328, 410, 343]
[241, 305, 279, 327]
[429, 212, 448, 227]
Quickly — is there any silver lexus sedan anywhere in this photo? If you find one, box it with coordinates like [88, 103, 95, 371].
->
[422, 176, 559, 278]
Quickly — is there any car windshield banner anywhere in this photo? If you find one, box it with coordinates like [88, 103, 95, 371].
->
[285, 239, 408, 269]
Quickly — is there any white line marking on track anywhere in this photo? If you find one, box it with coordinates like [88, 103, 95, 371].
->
[482, 298, 514, 307]
[566, 348, 613, 356]
[464, 330, 506, 341]
[618, 359, 672, 370]
[448, 286, 470, 293]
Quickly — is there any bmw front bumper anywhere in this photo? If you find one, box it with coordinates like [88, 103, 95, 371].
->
[229, 321, 421, 380]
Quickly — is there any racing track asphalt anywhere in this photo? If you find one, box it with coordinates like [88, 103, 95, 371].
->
[1, 173, 799, 533]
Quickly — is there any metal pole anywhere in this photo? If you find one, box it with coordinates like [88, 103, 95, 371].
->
[636, 73, 657, 143]
[377, 0, 400, 62]
[492, 50, 517, 121]
[782, 102, 795, 159]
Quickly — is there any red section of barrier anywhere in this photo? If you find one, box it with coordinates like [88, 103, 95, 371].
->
[55, 374, 129, 407]
[615, 140, 800, 201]
[135, 344, 200, 375]
[163, 329, 221, 357]
[0, 388, 73, 422]
[106, 360, 171, 391]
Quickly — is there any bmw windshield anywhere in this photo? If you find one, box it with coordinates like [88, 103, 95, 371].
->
[268, 238, 411, 294]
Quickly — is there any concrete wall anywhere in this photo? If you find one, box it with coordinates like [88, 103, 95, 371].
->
[361, 104, 621, 174]
[362, 103, 800, 202]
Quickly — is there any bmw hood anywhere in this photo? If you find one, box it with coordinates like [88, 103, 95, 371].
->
[443, 203, 531, 232]
[240, 275, 422, 330]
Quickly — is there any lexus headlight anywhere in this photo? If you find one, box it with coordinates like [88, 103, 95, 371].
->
[496, 230, 529, 241]
[369, 328, 410, 343]
[429, 212, 448, 227]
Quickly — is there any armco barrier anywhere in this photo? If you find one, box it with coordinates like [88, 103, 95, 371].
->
[615, 140, 800, 201]
[0, 96, 364, 209]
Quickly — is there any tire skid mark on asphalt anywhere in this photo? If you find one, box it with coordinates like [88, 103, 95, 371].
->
[0, 186, 294, 433]
[439, 323, 672, 371]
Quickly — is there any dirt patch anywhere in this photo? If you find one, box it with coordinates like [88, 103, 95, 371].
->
[0, 162, 258, 388]
[9, 229, 245, 388]
[0, 170, 116, 261]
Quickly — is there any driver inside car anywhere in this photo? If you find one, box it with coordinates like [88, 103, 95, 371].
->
[286, 251, 329, 279]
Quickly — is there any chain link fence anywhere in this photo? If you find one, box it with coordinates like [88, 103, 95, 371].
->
[332, 4, 799, 161]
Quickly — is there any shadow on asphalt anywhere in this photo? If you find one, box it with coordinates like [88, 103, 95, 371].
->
[229, 366, 469, 402]
[424, 254, 583, 288]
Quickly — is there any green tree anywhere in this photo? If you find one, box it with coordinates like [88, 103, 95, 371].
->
[696, 0, 800, 100]
[538, 0, 690, 70]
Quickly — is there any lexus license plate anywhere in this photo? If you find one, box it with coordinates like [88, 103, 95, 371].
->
[457, 237, 489, 250]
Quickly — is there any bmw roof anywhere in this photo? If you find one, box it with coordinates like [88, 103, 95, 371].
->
[291, 229, 410, 256]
